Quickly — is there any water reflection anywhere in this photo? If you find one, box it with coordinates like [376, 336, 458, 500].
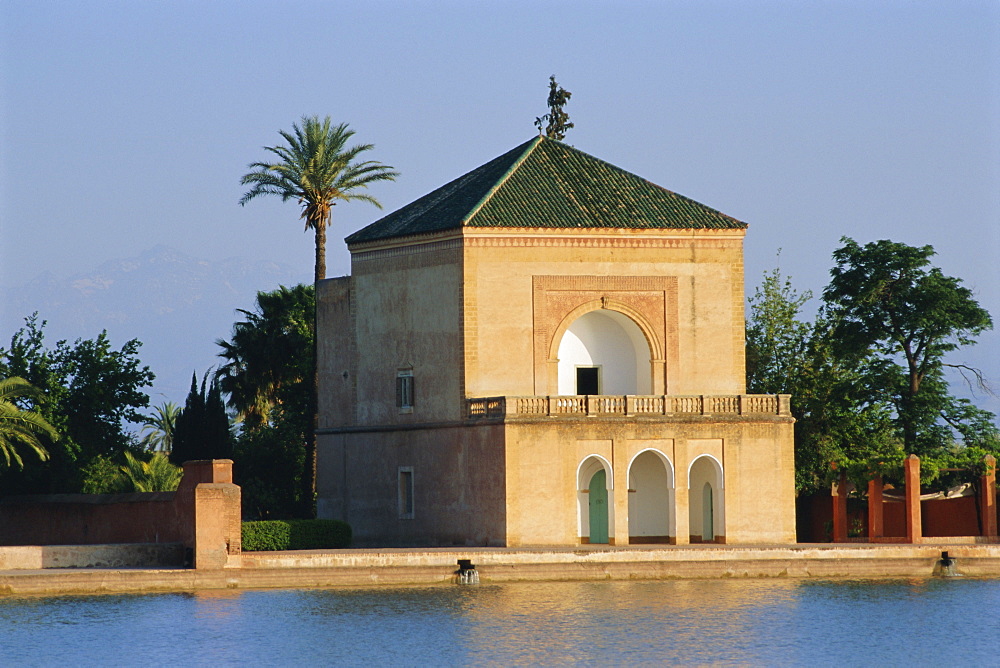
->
[1, 578, 998, 666]
[451, 580, 806, 665]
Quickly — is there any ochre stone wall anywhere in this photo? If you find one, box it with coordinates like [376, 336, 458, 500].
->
[462, 227, 747, 399]
[502, 417, 795, 547]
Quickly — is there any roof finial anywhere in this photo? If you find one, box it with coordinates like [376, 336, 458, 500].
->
[534, 75, 573, 141]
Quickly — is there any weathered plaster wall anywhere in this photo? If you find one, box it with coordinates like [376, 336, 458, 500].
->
[347, 239, 464, 425]
[316, 424, 507, 547]
[317, 277, 354, 429]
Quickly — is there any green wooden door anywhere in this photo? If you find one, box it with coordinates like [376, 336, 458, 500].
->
[589, 469, 609, 544]
[702, 482, 714, 542]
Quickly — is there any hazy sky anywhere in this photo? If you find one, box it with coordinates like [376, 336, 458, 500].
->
[2, 1, 998, 412]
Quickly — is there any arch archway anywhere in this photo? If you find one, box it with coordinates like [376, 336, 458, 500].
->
[555, 308, 653, 395]
[688, 455, 725, 543]
[577, 455, 614, 544]
[627, 449, 675, 543]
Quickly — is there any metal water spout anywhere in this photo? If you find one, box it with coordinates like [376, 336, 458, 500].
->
[456, 559, 480, 584]
[937, 550, 961, 577]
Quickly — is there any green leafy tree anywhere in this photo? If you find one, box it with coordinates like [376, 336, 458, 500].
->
[170, 373, 233, 466]
[0, 377, 57, 469]
[745, 264, 900, 492]
[791, 313, 903, 492]
[823, 237, 994, 453]
[239, 116, 398, 283]
[534, 75, 574, 141]
[749, 242, 998, 493]
[745, 258, 813, 395]
[234, 406, 308, 519]
[81, 455, 126, 494]
[217, 285, 314, 518]
[0, 315, 154, 493]
[139, 401, 179, 452]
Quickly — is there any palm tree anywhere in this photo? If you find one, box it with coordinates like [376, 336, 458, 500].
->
[216, 285, 314, 427]
[239, 116, 398, 283]
[0, 376, 57, 469]
[119, 451, 182, 492]
[139, 401, 180, 452]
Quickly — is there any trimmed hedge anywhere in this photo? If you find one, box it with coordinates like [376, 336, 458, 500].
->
[242, 519, 352, 551]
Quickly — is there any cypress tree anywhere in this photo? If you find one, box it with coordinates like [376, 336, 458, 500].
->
[170, 372, 232, 465]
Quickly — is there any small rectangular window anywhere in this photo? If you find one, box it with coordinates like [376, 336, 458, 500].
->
[398, 467, 414, 519]
[396, 369, 414, 413]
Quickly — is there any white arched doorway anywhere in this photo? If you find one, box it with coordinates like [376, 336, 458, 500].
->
[688, 455, 725, 543]
[577, 456, 614, 544]
[627, 449, 675, 544]
[556, 309, 651, 395]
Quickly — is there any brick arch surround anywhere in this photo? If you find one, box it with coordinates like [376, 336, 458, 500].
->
[532, 275, 679, 395]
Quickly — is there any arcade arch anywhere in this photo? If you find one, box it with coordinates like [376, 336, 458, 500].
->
[688, 455, 725, 543]
[627, 449, 675, 543]
[577, 456, 614, 544]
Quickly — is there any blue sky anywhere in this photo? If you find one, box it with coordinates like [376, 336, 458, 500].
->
[2, 1, 998, 413]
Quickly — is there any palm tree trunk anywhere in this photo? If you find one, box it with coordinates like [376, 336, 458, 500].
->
[301, 222, 326, 517]
[315, 220, 327, 283]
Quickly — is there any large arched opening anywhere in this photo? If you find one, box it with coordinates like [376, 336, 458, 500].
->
[627, 449, 675, 544]
[556, 309, 651, 395]
[688, 455, 725, 543]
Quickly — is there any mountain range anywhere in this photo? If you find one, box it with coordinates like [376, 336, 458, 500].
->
[1, 245, 310, 410]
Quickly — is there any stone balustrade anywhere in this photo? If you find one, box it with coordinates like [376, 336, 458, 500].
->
[467, 394, 791, 419]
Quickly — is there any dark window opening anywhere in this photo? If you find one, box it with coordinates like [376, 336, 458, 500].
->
[399, 468, 414, 519]
[576, 366, 600, 395]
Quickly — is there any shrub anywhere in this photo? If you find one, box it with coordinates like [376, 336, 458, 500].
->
[242, 519, 352, 551]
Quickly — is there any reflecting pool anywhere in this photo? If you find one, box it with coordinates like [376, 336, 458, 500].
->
[2, 578, 998, 666]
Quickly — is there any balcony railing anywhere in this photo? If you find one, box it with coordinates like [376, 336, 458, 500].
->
[467, 394, 791, 420]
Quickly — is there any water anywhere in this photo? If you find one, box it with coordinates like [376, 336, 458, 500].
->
[2, 578, 999, 666]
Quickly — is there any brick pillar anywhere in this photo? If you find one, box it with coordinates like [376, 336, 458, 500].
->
[832, 472, 848, 543]
[867, 476, 884, 542]
[981, 455, 997, 539]
[176, 459, 241, 569]
[904, 455, 922, 544]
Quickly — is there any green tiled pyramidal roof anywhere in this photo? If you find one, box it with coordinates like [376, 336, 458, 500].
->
[346, 136, 746, 245]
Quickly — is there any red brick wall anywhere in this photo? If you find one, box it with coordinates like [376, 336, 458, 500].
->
[0, 493, 185, 546]
[797, 492, 996, 542]
[0, 460, 239, 569]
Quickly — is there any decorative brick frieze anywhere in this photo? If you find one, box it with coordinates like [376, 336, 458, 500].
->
[463, 235, 742, 249]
